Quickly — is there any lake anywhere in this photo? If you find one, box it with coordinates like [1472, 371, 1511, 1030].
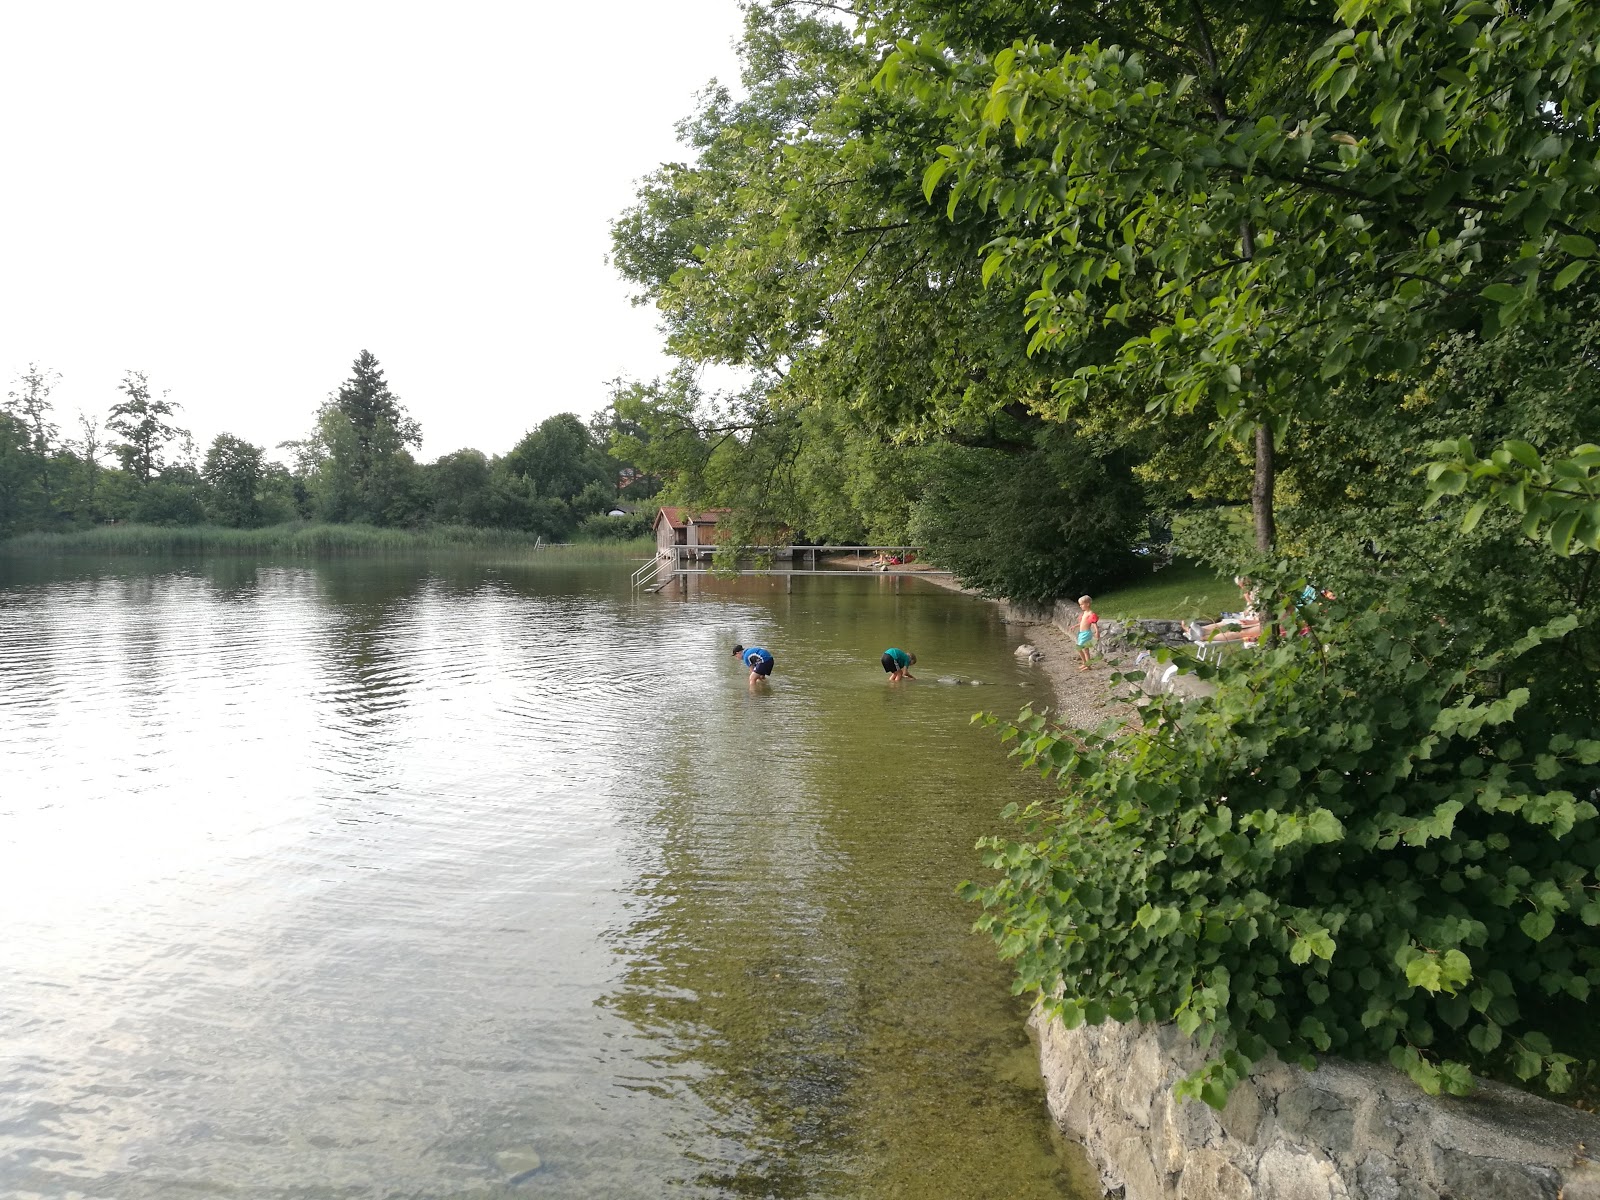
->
[0, 556, 1100, 1199]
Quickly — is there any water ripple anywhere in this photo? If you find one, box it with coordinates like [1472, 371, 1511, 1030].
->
[0, 559, 1092, 1200]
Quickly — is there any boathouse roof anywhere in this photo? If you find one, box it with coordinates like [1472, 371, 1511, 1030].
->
[654, 506, 730, 530]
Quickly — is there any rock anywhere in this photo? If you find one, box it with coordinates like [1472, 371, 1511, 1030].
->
[1255, 1141, 1347, 1200]
[1217, 1079, 1265, 1146]
[1436, 1153, 1558, 1200]
[1014, 643, 1038, 658]
[495, 1147, 543, 1184]
[1179, 1149, 1255, 1200]
[1112, 1133, 1164, 1200]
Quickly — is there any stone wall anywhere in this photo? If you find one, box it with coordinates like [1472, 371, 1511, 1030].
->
[1033, 1014, 1600, 1200]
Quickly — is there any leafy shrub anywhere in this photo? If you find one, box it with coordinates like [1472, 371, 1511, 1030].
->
[969, 589, 1600, 1106]
[577, 511, 650, 541]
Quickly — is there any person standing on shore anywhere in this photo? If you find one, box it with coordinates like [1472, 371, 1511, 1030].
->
[881, 647, 916, 682]
[1076, 596, 1099, 671]
[732, 643, 774, 685]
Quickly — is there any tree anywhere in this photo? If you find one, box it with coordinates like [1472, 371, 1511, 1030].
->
[71, 411, 104, 519]
[334, 349, 419, 451]
[5, 363, 60, 511]
[107, 370, 186, 485]
[910, 433, 1146, 605]
[610, 5, 1161, 593]
[312, 352, 423, 525]
[495, 413, 618, 538]
[424, 449, 493, 525]
[886, 0, 1600, 550]
[0, 410, 34, 534]
[202, 433, 268, 527]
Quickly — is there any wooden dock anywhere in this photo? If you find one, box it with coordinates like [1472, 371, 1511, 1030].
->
[631, 546, 952, 594]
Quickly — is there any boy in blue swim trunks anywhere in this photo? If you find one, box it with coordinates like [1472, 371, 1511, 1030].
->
[1075, 595, 1099, 671]
[732, 643, 774, 684]
[881, 647, 916, 682]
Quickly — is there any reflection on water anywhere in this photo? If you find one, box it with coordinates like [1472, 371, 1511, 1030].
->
[0, 557, 1098, 1198]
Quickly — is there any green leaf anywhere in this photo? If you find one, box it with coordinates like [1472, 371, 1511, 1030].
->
[1503, 441, 1541, 469]
[1548, 510, 1580, 556]
[1554, 260, 1587, 291]
[981, 250, 1005, 288]
[1530, 134, 1564, 160]
[1519, 911, 1555, 942]
[1328, 67, 1357, 106]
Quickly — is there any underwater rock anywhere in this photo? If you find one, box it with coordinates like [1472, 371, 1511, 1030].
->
[495, 1148, 543, 1184]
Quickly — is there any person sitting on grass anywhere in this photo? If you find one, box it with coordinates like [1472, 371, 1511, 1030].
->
[881, 647, 916, 682]
[1076, 596, 1099, 671]
[732, 644, 774, 685]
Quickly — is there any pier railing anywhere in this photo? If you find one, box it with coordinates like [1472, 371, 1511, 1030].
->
[632, 545, 950, 592]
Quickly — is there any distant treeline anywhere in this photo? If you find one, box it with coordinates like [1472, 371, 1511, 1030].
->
[0, 351, 659, 542]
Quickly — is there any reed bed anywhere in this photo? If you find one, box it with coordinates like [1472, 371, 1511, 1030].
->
[0, 523, 655, 562]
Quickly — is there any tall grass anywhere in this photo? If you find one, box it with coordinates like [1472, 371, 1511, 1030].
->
[0, 522, 655, 562]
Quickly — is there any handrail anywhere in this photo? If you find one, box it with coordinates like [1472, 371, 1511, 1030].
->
[630, 558, 665, 592]
[637, 544, 935, 592]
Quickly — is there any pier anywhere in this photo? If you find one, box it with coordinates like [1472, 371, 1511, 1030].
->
[631, 546, 953, 593]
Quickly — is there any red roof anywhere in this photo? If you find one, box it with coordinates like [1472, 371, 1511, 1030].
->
[655, 506, 730, 529]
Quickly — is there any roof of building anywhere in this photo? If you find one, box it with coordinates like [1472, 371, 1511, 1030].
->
[654, 506, 730, 529]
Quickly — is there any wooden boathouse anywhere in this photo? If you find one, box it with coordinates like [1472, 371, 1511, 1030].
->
[652, 506, 730, 560]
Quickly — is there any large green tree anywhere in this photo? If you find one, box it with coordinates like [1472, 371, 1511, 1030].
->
[202, 433, 268, 527]
[886, 0, 1600, 549]
[107, 370, 187, 486]
[495, 413, 619, 539]
[310, 351, 423, 525]
[6, 364, 60, 513]
[610, 4, 1157, 590]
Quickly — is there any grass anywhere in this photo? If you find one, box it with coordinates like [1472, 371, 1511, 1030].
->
[1092, 558, 1240, 620]
[0, 522, 655, 562]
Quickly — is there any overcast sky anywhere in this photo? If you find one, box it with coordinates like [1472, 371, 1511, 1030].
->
[0, 2, 746, 461]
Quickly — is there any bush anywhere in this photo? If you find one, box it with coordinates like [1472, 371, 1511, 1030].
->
[971, 581, 1600, 1106]
[131, 476, 208, 526]
[577, 511, 650, 541]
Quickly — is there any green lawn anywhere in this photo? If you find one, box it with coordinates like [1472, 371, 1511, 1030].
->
[1092, 558, 1239, 620]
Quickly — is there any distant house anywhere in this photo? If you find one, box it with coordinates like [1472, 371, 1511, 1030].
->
[654, 507, 730, 557]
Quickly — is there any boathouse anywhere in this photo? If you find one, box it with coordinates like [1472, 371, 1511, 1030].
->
[653, 507, 729, 558]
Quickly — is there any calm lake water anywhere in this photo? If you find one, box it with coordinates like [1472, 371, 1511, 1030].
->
[0, 556, 1100, 1199]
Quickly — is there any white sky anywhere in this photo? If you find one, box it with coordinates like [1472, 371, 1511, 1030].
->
[0, 1, 746, 461]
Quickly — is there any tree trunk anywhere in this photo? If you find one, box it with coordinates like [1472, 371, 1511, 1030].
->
[1252, 423, 1276, 552]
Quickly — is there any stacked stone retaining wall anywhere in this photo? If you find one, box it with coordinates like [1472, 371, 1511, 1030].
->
[1034, 1015, 1600, 1200]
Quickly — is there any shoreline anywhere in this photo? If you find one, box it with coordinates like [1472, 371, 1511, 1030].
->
[912, 573, 1125, 732]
